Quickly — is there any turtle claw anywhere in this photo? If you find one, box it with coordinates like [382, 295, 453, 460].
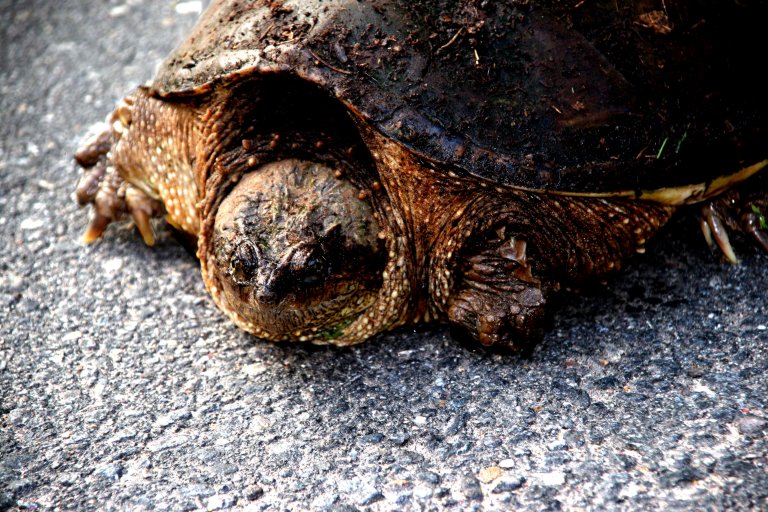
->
[125, 185, 162, 246]
[82, 212, 111, 244]
[701, 203, 738, 264]
[76, 161, 127, 244]
[130, 206, 155, 246]
[701, 187, 768, 263]
[744, 210, 768, 254]
[77, 171, 162, 246]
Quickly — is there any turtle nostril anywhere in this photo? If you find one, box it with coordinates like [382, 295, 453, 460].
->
[230, 241, 260, 284]
[255, 269, 289, 305]
[255, 287, 280, 305]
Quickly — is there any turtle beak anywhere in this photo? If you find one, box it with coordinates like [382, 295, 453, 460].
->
[252, 242, 328, 305]
[254, 275, 282, 305]
[252, 252, 293, 305]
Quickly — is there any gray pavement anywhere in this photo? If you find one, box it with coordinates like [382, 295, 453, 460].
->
[1, 1, 767, 510]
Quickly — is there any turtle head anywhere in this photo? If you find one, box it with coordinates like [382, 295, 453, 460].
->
[203, 159, 385, 343]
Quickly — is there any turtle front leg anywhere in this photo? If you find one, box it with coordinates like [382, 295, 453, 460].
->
[75, 96, 164, 245]
[75, 88, 200, 245]
[445, 236, 549, 352]
[432, 194, 675, 351]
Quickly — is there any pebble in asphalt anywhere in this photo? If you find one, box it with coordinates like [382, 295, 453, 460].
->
[1, 1, 767, 510]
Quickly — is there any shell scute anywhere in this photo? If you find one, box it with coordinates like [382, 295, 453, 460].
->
[153, 0, 766, 193]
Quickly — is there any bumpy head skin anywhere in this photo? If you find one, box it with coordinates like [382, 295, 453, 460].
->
[203, 159, 385, 342]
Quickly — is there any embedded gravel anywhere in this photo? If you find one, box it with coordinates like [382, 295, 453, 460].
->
[1, 1, 767, 511]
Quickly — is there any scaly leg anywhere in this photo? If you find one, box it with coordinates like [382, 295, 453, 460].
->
[75, 96, 164, 245]
[436, 193, 674, 351]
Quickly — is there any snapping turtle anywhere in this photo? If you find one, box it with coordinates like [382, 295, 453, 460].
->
[75, 0, 767, 350]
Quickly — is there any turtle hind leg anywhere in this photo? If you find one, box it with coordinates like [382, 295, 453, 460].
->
[78, 166, 163, 246]
[445, 237, 549, 353]
[74, 98, 164, 245]
[700, 179, 768, 263]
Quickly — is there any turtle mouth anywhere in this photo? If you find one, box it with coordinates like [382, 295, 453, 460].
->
[202, 158, 385, 342]
[224, 278, 375, 341]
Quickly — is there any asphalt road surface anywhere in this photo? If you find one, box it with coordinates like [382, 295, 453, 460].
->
[1, 1, 766, 510]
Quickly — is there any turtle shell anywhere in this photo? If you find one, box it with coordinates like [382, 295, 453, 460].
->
[153, 0, 767, 193]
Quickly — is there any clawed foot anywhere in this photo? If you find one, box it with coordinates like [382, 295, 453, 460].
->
[74, 98, 162, 245]
[447, 238, 547, 352]
[700, 188, 768, 264]
[448, 285, 546, 352]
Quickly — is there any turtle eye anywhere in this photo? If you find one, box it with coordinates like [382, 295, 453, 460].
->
[291, 249, 328, 288]
[230, 241, 260, 284]
[300, 255, 328, 287]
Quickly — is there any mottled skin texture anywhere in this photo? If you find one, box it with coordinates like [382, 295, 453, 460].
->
[76, 82, 684, 349]
[75, 1, 768, 350]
